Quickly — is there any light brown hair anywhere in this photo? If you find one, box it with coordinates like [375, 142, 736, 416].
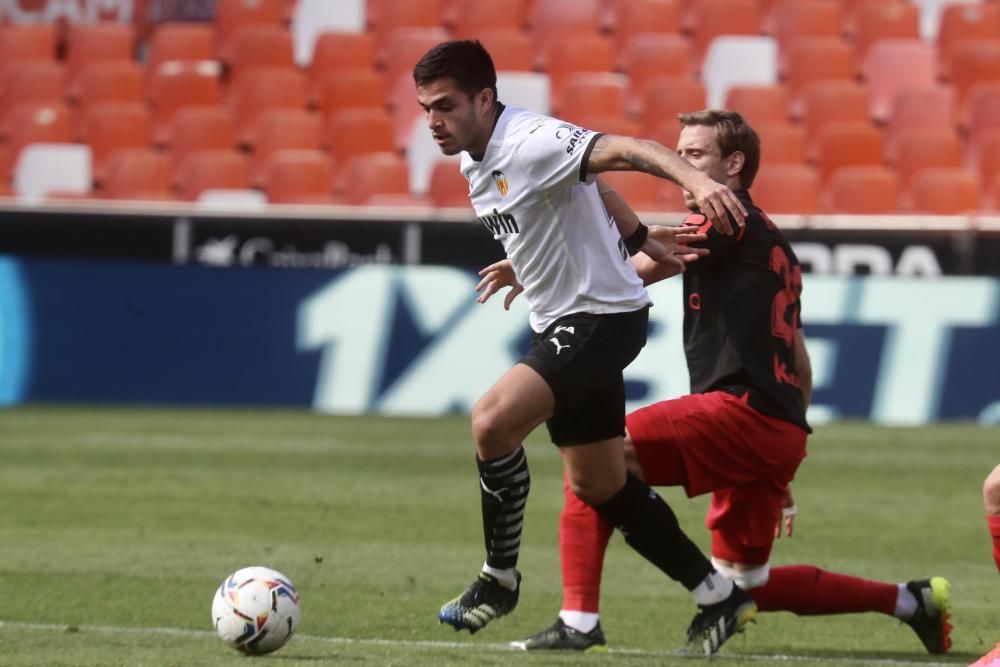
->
[678, 109, 760, 189]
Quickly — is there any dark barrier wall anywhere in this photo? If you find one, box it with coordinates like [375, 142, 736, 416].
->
[1, 256, 998, 424]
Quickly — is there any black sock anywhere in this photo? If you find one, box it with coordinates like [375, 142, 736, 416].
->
[594, 473, 712, 591]
[478, 447, 530, 570]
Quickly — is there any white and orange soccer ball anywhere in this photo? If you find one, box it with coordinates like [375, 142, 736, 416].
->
[211, 566, 301, 655]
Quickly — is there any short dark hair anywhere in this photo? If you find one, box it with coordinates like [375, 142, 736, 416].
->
[412, 40, 498, 101]
[678, 109, 760, 189]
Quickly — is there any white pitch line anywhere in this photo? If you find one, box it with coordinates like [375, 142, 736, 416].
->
[0, 620, 960, 667]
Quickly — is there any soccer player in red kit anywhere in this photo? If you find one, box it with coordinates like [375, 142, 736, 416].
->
[495, 110, 952, 655]
[985, 465, 1000, 572]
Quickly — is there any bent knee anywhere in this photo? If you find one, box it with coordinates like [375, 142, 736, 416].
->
[711, 557, 770, 590]
[985, 464, 1000, 515]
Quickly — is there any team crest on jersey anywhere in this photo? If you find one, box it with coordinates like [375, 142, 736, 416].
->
[491, 170, 510, 198]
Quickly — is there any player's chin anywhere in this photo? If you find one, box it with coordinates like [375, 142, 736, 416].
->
[435, 138, 461, 156]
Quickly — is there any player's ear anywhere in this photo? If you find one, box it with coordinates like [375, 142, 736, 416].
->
[726, 150, 745, 178]
[477, 87, 494, 113]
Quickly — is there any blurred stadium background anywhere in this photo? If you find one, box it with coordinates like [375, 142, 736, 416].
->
[0, 0, 998, 664]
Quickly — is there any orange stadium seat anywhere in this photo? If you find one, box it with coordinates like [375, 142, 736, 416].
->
[371, 0, 445, 61]
[905, 167, 981, 214]
[949, 41, 1000, 125]
[839, 0, 908, 37]
[822, 165, 899, 213]
[554, 73, 629, 123]
[146, 22, 215, 76]
[103, 149, 173, 200]
[768, 0, 842, 70]
[447, 0, 525, 39]
[529, 0, 603, 52]
[250, 109, 322, 186]
[973, 130, 1000, 190]
[232, 67, 307, 147]
[427, 160, 468, 208]
[724, 84, 790, 126]
[752, 163, 820, 214]
[756, 122, 808, 165]
[228, 25, 295, 76]
[599, 171, 665, 212]
[264, 149, 336, 204]
[618, 34, 692, 115]
[380, 28, 449, 94]
[215, 0, 284, 63]
[80, 102, 152, 183]
[326, 108, 397, 190]
[168, 107, 236, 179]
[148, 61, 222, 146]
[340, 152, 417, 205]
[861, 39, 937, 123]
[884, 85, 955, 160]
[891, 127, 963, 192]
[801, 80, 872, 145]
[576, 115, 641, 137]
[541, 34, 617, 115]
[64, 22, 135, 100]
[387, 72, 430, 150]
[936, 2, 1000, 79]
[851, 2, 920, 63]
[317, 69, 385, 124]
[607, 0, 682, 50]
[476, 30, 536, 72]
[639, 78, 707, 138]
[812, 122, 884, 185]
[175, 150, 251, 201]
[988, 172, 1000, 212]
[307, 32, 377, 104]
[0, 23, 56, 69]
[78, 61, 144, 113]
[686, 0, 763, 69]
[0, 61, 65, 139]
[966, 83, 1000, 151]
[783, 38, 856, 118]
[3, 103, 75, 182]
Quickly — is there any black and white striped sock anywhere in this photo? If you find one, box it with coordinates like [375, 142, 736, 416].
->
[478, 446, 530, 580]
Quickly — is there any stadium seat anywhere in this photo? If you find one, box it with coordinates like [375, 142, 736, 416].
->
[554, 73, 629, 123]
[542, 34, 617, 115]
[426, 159, 468, 207]
[851, 2, 920, 63]
[64, 22, 135, 100]
[175, 149, 251, 201]
[477, 30, 536, 72]
[911, 0, 982, 41]
[861, 39, 937, 123]
[884, 85, 956, 161]
[103, 149, 173, 200]
[214, 0, 284, 63]
[618, 34, 692, 115]
[144, 22, 215, 86]
[168, 107, 236, 178]
[227, 25, 295, 77]
[576, 115, 642, 137]
[264, 149, 337, 204]
[905, 167, 981, 214]
[822, 165, 899, 213]
[947, 40, 1000, 123]
[639, 78, 706, 138]
[80, 102, 152, 184]
[0, 24, 57, 75]
[752, 163, 819, 214]
[801, 80, 872, 145]
[599, 171, 665, 212]
[448, 0, 526, 39]
[318, 69, 385, 125]
[812, 122, 884, 185]
[606, 0, 682, 51]
[768, 0, 842, 70]
[231, 67, 307, 147]
[371, 0, 445, 63]
[936, 3, 1000, 78]
[250, 109, 322, 186]
[686, 0, 763, 69]
[148, 61, 223, 146]
[988, 172, 1000, 212]
[340, 152, 418, 205]
[529, 0, 603, 54]
[783, 38, 857, 118]
[4, 103, 75, 181]
[379, 27, 449, 94]
[972, 129, 1000, 191]
[0, 61, 65, 140]
[12, 143, 92, 202]
[701, 36, 778, 109]
[966, 83, 1000, 151]
[890, 127, 963, 192]
[325, 108, 397, 190]
[723, 85, 790, 126]
[77, 62, 144, 120]
[755, 122, 808, 165]
[291, 0, 366, 67]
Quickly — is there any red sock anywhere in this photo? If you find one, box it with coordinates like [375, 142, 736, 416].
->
[560, 474, 614, 612]
[750, 565, 897, 616]
[989, 515, 1000, 573]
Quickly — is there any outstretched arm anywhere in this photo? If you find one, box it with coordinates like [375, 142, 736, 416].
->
[587, 134, 746, 235]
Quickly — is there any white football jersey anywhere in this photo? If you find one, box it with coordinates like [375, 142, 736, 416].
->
[460, 106, 651, 332]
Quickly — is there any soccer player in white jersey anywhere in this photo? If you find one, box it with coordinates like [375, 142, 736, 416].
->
[413, 40, 752, 653]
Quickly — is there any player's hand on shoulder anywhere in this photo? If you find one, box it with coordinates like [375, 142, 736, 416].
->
[476, 259, 523, 310]
[687, 174, 746, 235]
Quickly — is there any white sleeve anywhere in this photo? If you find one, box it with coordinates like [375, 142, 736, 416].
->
[514, 121, 603, 193]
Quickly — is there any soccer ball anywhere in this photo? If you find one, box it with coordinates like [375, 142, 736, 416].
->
[211, 566, 302, 655]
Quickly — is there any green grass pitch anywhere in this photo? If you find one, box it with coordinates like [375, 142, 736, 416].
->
[0, 406, 996, 666]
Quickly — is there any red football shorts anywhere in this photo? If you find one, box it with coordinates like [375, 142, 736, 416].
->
[626, 390, 807, 565]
